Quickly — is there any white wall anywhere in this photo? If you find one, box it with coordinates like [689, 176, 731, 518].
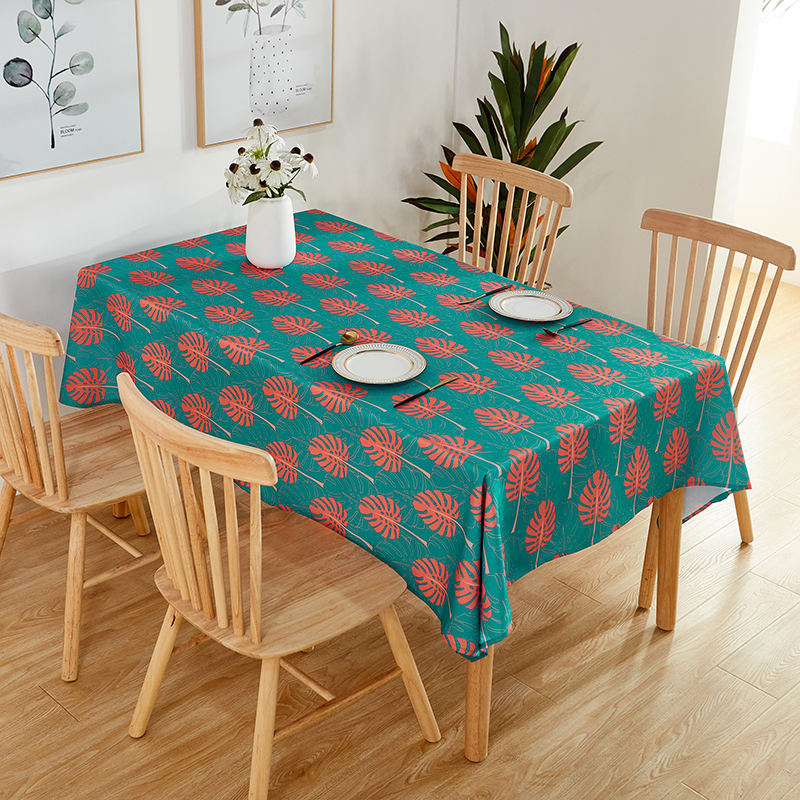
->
[0, 0, 458, 339]
[1, 0, 752, 342]
[453, 0, 746, 324]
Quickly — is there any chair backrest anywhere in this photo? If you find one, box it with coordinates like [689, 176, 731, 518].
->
[117, 373, 278, 644]
[641, 209, 796, 406]
[0, 313, 68, 499]
[452, 152, 573, 289]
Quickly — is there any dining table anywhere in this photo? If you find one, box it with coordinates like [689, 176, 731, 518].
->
[60, 209, 750, 760]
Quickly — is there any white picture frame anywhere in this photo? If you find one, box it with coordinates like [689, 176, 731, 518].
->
[194, 0, 334, 148]
[0, 0, 142, 181]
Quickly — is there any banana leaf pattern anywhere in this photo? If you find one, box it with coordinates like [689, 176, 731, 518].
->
[60, 210, 750, 661]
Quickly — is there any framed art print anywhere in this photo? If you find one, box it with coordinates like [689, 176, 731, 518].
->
[0, 0, 142, 181]
[194, 0, 334, 147]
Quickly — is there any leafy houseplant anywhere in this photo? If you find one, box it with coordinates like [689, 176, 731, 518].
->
[215, 0, 306, 36]
[2, 0, 93, 150]
[403, 23, 601, 274]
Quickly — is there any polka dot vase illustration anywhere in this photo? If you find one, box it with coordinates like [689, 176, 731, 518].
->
[250, 25, 294, 118]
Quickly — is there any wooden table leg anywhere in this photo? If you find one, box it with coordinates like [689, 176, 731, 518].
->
[112, 501, 130, 518]
[656, 487, 684, 631]
[465, 644, 494, 762]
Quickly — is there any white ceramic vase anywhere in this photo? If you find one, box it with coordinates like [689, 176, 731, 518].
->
[249, 26, 294, 118]
[245, 195, 296, 270]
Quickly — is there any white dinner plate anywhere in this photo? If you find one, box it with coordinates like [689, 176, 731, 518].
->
[332, 343, 426, 384]
[489, 289, 573, 322]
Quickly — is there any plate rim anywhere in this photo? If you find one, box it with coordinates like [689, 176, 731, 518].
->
[489, 289, 573, 322]
[331, 342, 427, 385]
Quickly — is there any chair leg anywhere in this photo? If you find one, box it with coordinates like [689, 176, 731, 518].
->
[249, 657, 281, 800]
[379, 604, 441, 743]
[128, 495, 151, 537]
[0, 480, 15, 561]
[638, 499, 660, 609]
[733, 489, 754, 544]
[62, 512, 87, 682]
[130, 605, 183, 738]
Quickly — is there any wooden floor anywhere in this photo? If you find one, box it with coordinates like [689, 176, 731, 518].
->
[3, 281, 800, 800]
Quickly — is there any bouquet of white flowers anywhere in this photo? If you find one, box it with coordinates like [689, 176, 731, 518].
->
[224, 118, 317, 206]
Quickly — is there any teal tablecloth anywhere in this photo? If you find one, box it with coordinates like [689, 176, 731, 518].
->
[61, 210, 749, 660]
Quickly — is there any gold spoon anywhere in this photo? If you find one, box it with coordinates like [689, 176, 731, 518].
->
[300, 330, 359, 364]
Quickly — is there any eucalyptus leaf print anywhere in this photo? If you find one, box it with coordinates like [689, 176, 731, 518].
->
[3, 0, 93, 148]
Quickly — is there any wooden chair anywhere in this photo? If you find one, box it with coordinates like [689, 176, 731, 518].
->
[638, 209, 796, 610]
[453, 152, 573, 289]
[117, 373, 440, 800]
[0, 312, 156, 681]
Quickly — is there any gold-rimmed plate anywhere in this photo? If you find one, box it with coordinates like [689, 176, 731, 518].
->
[332, 343, 426, 384]
[489, 289, 572, 322]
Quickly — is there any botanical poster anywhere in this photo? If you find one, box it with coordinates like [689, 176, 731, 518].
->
[195, 0, 333, 147]
[0, 0, 142, 180]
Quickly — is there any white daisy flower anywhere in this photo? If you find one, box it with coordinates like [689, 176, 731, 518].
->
[259, 158, 295, 189]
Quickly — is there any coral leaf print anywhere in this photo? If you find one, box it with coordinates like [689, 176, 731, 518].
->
[69, 308, 107, 346]
[329, 241, 374, 255]
[415, 338, 475, 368]
[265, 441, 299, 483]
[455, 561, 480, 608]
[181, 393, 217, 433]
[125, 250, 164, 266]
[710, 411, 745, 483]
[393, 249, 438, 263]
[225, 242, 246, 256]
[525, 500, 556, 565]
[475, 407, 536, 434]
[309, 497, 349, 537]
[374, 229, 400, 241]
[129, 270, 176, 291]
[410, 271, 459, 287]
[177, 331, 230, 374]
[176, 256, 225, 273]
[694, 358, 726, 429]
[411, 558, 450, 605]
[310, 382, 368, 413]
[272, 315, 322, 337]
[252, 289, 302, 307]
[293, 251, 331, 266]
[489, 350, 544, 372]
[153, 399, 176, 418]
[418, 434, 481, 469]
[470, 484, 499, 530]
[142, 342, 178, 381]
[461, 320, 518, 343]
[388, 308, 445, 330]
[204, 306, 255, 326]
[349, 260, 395, 276]
[218, 336, 269, 365]
[609, 347, 668, 367]
[437, 293, 483, 311]
[446, 373, 497, 396]
[77, 263, 112, 288]
[556, 423, 589, 498]
[140, 296, 188, 323]
[301, 273, 350, 291]
[567, 364, 626, 386]
[413, 490, 461, 538]
[262, 375, 299, 419]
[393, 394, 463, 429]
[652, 376, 682, 450]
[192, 279, 241, 300]
[219, 386, 255, 426]
[360, 426, 430, 477]
[107, 294, 148, 333]
[522, 383, 580, 408]
[578, 469, 612, 543]
[320, 298, 377, 323]
[584, 318, 633, 337]
[604, 397, 638, 474]
[368, 283, 419, 303]
[358, 495, 405, 539]
[663, 426, 690, 484]
[442, 634, 477, 656]
[316, 220, 358, 234]
[536, 332, 590, 354]
[506, 448, 540, 533]
[624, 445, 650, 514]
[65, 368, 106, 405]
[175, 236, 210, 249]
[309, 434, 373, 482]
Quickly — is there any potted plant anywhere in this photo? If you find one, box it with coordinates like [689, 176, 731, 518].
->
[403, 23, 601, 273]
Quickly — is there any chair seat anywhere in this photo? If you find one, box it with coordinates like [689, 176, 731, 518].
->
[0, 403, 145, 514]
[156, 505, 408, 659]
